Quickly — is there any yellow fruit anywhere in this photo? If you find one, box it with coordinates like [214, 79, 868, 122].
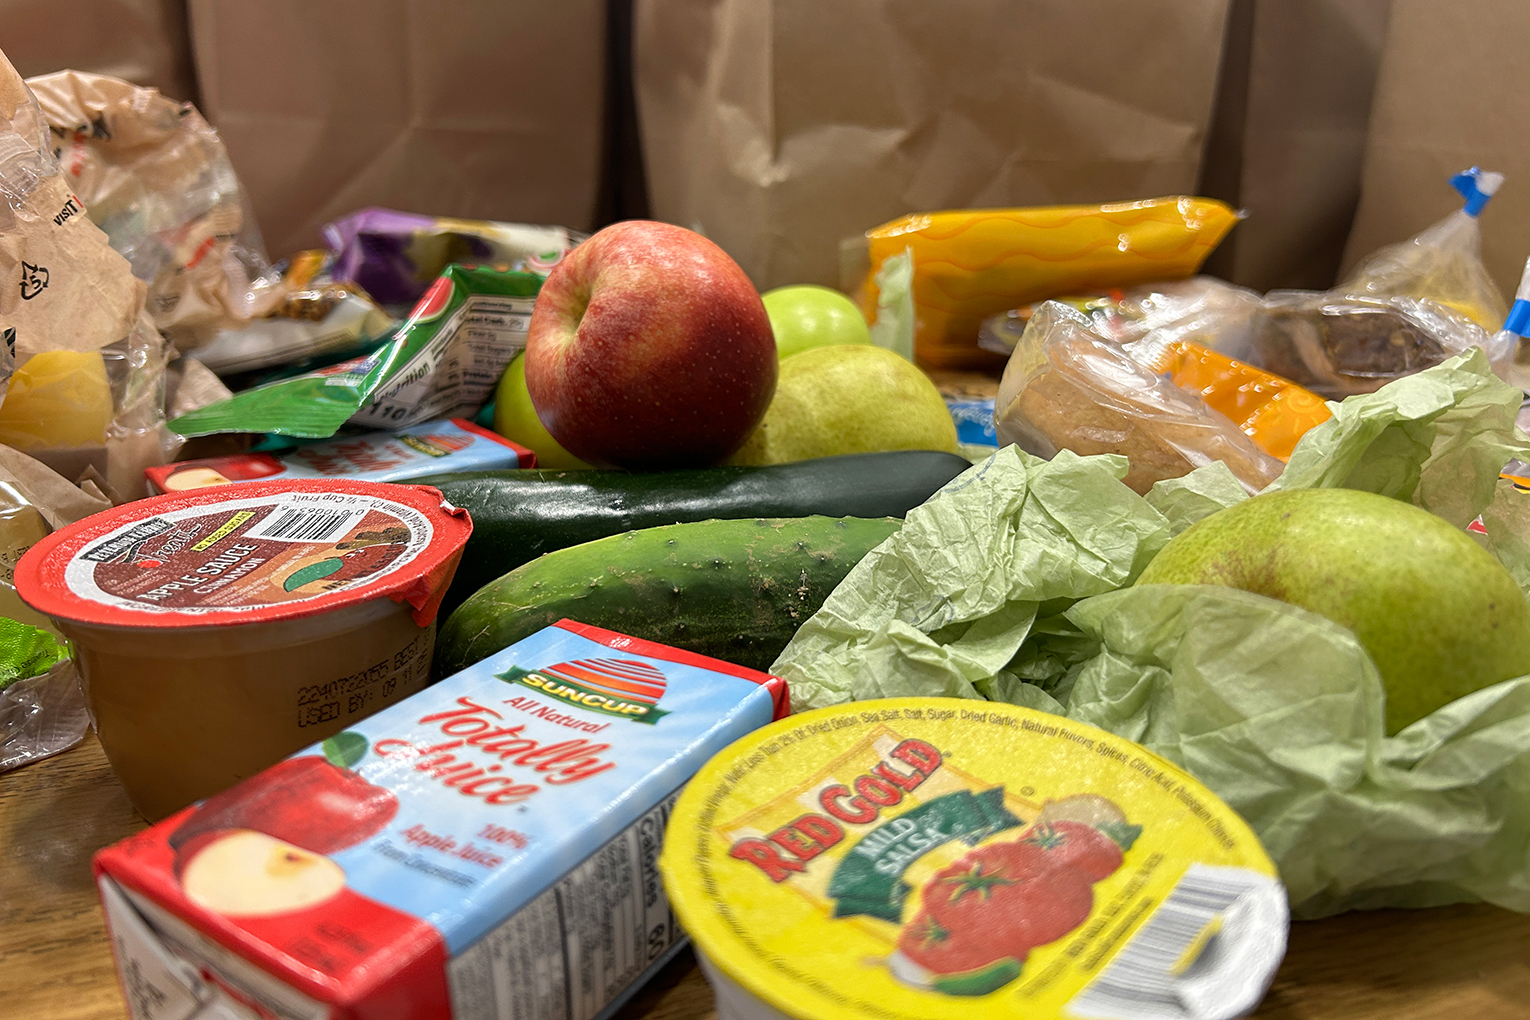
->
[492, 355, 591, 469]
[730, 345, 959, 465]
[0, 350, 112, 450]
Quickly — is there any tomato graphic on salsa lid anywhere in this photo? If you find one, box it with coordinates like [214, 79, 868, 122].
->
[888, 801, 1138, 997]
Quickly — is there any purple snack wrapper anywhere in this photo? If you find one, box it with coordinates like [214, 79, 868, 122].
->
[322, 207, 583, 307]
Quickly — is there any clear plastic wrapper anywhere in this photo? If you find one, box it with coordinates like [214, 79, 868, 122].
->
[978, 276, 1264, 357]
[1233, 168, 1512, 400]
[0, 453, 108, 772]
[1494, 256, 1530, 390]
[0, 657, 86, 772]
[994, 302, 1283, 495]
[1338, 167, 1507, 330]
[1249, 291, 1496, 400]
[191, 250, 396, 377]
[25, 70, 283, 349]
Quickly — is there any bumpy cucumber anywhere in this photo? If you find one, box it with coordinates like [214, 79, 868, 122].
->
[436, 515, 900, 675]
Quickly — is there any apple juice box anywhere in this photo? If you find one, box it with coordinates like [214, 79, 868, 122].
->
[93, 619, 789, 1020]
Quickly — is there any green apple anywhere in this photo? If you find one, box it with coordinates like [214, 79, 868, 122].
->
[730, 344, 959, 465]
[492, 354, 591, 469]
[762, 285, 872, 360]
[1136, 488, 1530, 734]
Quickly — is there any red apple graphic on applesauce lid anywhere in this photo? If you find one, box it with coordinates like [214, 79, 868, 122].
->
[170, 732, 397, 917]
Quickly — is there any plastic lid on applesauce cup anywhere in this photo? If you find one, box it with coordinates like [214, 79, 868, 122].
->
[15, 479, 472, 629]
[660, 697, 1289, 1020]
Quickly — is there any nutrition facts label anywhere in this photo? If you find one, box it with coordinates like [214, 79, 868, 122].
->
[448, 794, 683, 1020]
[353, 294, 535, 429]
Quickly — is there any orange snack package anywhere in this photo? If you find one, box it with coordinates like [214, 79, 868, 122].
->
[1139, 339, 1332, 461]
[860, 198, 1238, 370]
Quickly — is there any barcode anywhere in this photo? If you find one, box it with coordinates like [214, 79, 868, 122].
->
[1067, 865, 1278, 1020]
[245, 506, 367, 543]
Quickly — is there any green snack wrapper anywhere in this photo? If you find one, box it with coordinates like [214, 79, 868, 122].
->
[171, 265, 542, 439]
[773, 347, 1530, 916]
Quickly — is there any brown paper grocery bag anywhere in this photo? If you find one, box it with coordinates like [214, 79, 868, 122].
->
[1342, 0, 1529, 302]
[0, 0, 198, 105]
[635, 0, 1232, 293]
[1200, 0, 1391, 291]
[187, 0, 608, 256]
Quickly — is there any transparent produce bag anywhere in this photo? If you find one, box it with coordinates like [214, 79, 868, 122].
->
[1235, 169, 1512, 401]
[994, 302, 1282, 495]
[191, 250, 396, 377]
[0, 633, 84, 773]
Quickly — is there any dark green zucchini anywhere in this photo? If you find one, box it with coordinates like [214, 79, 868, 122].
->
[408, 450, 969, 616]
[436, 515, 901, 676]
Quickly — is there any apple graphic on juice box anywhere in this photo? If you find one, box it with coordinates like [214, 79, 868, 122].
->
[179, 831, 348, 917]
[169, 733, 397, 915]
[524, 220, 777, 470]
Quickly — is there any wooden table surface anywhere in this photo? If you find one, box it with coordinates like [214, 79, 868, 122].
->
[3, 734, 1529, 1020]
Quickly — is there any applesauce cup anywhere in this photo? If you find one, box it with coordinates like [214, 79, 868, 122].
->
[16, 479, 471, 820]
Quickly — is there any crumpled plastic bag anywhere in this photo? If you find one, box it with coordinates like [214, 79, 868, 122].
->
[190, 249, 396, 377]
[0, 453, 107, 772]
[1339, 167, 1507, 332]
[773, 346, 1530, 916]
[25, 70, 283, 349]
[0, 50, 179, 502]
[0, 656, 86, 772]
[977, 276, 1264, 358]
[1248, 291, 1500, 401]
[1231, 169, 1511, 400]
[994, 302, 1283, 495]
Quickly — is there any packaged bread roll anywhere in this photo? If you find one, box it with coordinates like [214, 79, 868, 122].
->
[994, 302, 1282, 495]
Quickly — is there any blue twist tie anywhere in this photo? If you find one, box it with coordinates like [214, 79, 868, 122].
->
[1505, 298, 1530, 336]
[1452, 168, 1494, 216]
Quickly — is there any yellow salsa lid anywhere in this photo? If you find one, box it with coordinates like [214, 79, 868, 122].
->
[661, 698, 1287, 1020]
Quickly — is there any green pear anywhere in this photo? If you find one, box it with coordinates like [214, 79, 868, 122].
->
[1137, 487, 1530, 734]
[729, 344, 959, 465]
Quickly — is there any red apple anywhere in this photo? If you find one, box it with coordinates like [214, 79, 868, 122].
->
[524, 220, 777, 469]
[170, 756, 399, 856]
